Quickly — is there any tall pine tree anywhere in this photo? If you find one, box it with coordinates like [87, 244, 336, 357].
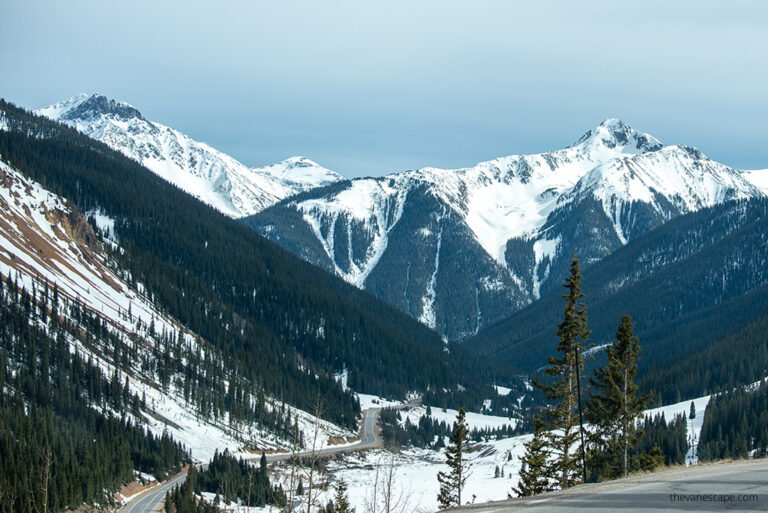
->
[534, 257, 589, 489]
[585, 314, 652, 479]
[514, 416, 553, 497]
[437, 407, 471, 508]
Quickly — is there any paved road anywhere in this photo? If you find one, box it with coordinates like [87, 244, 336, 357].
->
[261, 405, 386, 463]
[453, 458, 768, 513]
[119, 472, 187, 513]
[118, 404, 408, 512]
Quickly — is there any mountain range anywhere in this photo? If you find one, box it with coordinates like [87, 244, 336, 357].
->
[36, 94, 768, 341]
[36, 94, 343, 217]
[1, 98, 512, 444]
[247, 120, 768, 339]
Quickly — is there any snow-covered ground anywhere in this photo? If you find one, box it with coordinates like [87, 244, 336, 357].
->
[306, 392, 717, 513]
[356, 393, 408, 411]
[304, 437, 530, 513]
[743, 168, 768, 194]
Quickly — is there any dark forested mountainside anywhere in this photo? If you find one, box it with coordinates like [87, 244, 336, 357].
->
[698, 382, 768, 461]
[638, 305, 768, 405]
[0, 100, 502, 417]
[467, 197, 768, 404]
[246, 183, 529, 341]
[0, 275, 189, 513]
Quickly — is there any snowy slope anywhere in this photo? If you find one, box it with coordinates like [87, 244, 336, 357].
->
[36, 94, 343, 217]
[0, 160, 353, 461]
[744, 168, 768, 194]
[250, 119, 765, 339]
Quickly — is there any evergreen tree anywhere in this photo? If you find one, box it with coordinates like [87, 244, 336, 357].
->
[689, 401, 696, 420]
[534, 257, 589, 489]
[437, 407, 471, 509]
[514, 416, 552, 497]
[330, 479, 354, 513]
[585, 314, 652, 479]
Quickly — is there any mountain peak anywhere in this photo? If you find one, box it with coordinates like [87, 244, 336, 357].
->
[570, 118, 663, 154]
[255, 156, 345, 188]
[39, 93, 143, 123]
[282, 156, 321, 168]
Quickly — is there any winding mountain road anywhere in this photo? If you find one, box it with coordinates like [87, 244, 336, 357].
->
[118, 404, 399, 512]
[260, 405, 384, 464]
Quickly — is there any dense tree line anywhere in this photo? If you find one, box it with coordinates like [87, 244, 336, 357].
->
[632, 413, 688, 467]
[378, 407, 525, 449]
[164, 468, 219, 513]
[197, 450, 286, 507]
[0, 275, 188, 513]
[165, 453, 286, 512]
[638, 306, 768, 405]
[0, 99, 500, 422]
[698, 383, 768, 461]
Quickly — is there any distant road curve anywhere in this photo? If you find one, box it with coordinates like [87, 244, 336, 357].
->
[263, 399, 419, 463]
[119, 471, 187, 513]
[118, 402, 417, 512]
[451, 458, 768, 513]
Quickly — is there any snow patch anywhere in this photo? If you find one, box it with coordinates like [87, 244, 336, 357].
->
[531, 235, 560, 298]
[419, 220, 442, 329]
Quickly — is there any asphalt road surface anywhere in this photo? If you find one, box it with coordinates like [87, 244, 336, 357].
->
[453, 458, 768, 513]
[119, 471, 187, 513]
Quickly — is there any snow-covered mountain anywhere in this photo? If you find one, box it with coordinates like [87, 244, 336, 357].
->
[0, 158, 354, 461]
[246, 119, 765, 339]
[36, 94, 343, 217]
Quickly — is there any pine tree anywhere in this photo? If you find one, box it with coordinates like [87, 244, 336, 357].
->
[330, 479, 353, 513]
[437, 407, 471, 508]
[514, 416, 552, 497]
[586, 314, 652, 479]
[689, 401, 696, 420]
[534, 257, 589, 489]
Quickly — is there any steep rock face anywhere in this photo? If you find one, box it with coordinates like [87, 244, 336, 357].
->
[247, 120, 764, 339]
[36, 94, 343, 216]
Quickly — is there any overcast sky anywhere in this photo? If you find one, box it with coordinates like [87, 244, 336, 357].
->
[2, 1, 767, 178]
